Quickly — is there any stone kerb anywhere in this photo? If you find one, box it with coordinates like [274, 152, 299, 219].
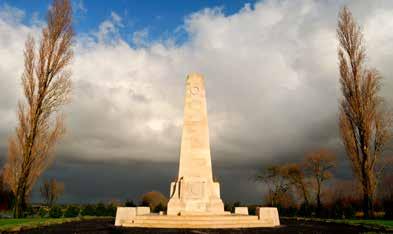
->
[256, 207, 280, 226]
[234, 207, 249, 215]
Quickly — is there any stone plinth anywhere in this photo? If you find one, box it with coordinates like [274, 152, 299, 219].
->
[234, 207, 249, 215]
[115, 207, 136, 226]
[136, 206, 150, 215]
[115, 207, 151, 226]
[256, 207, 280, 226]
[167, 74, 225, 215]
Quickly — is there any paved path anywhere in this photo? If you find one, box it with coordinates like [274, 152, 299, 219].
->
[5, 218, 392, 234]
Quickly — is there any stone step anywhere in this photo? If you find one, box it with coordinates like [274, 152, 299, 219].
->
[122, 221, 274, 229]
[132, 219, 263, 225]
[121, 215, 271, 228]
[134, 215, 258, 221]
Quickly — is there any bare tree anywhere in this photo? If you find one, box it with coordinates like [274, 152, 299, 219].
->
[255, 165, 289, 207]
[40, 178, 64, 207]
[305, 149, 336, 216]
[337, 6, 392, 218]
[2, 0, 73, 218]
[281, 163, 310, 215]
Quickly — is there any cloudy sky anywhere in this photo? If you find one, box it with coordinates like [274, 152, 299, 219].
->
[0, 0, 392, 204]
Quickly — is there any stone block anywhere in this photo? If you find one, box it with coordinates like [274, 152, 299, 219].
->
[234, 207, 249, 215]
[136, 206, 150, 215]
[256, 207, 280, 226]
[115, 207, 136, 226]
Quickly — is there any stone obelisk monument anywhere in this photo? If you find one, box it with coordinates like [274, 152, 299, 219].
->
[167, 73, 225, 215]
[115, 73, 280, 227]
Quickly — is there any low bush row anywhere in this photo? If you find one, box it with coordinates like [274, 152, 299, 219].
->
[224, 198, 392, 220]
[37, 203, 116, 218]
[275, 197, 392, 219]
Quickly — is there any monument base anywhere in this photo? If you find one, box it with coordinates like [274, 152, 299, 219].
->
[115, 206, 280, 228]
[166, 177, 226, 215]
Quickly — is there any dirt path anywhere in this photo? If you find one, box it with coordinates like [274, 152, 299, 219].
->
[4, 218, 392, 234]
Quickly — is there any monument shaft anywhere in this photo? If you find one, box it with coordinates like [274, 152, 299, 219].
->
[167, 74, 224, 215]
[178, 74, 212, 179]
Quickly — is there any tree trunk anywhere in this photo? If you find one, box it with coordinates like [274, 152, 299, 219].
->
[13, 194, 21, 218]
[13, 171, 29, 218]
[361, 170, 374, 219]
[363, 185, 374, 219]
[13, 185, 23, 218]
[316, 179, 321, 216]
[302, 187, 310, 217]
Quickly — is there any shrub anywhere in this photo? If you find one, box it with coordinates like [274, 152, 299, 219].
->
[232, 201, 241, 213]
[283, 206, 297, 217]
[38, 206, 48, 217]
[125, 200, 136, 207]
[81, 204, 96, 216]
[327, 196, 360, 219]
[224, 202, 233, 212]
[49, 206, 63, 218]
[247, 205, 257, 215]
[0, 188, 15, 211]
[332, 201, 344, 218]
[383, 197, 393, 219]
[106, 203, 117, 217]
[64, 205, 80, 218]
[298, 202, 313, 217]
[140, 191, 168, 212]
[343, 204, 355, 219]
[22, 205, 37, 217]
[95, 203, 107, 216]
[154, 203, 165, 213]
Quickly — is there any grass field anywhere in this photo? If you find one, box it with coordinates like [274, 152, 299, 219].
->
[286, 217, 393, 230]
[0, 216, 111, 232]
[336, 219, 393, 229]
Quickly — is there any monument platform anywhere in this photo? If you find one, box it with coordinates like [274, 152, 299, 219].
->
[120, 213, 279, 228]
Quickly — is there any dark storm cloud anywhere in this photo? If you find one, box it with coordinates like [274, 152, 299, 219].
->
[1, 0, 393, 204]
[30, 158, 178, 203]
[29, 157, 267, 204]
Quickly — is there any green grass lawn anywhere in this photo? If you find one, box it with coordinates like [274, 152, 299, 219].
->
[0, 216, 111, 232]
[286, 217, 393, 230]
[337, 219, 393, 229]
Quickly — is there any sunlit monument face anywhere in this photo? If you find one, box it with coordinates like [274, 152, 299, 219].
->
[167, 73, 225, 215]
